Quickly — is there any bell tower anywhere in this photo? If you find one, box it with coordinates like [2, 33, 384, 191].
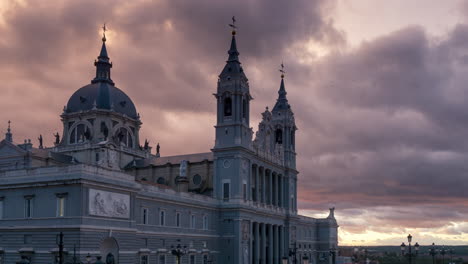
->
[213, 19, 253, 150]
[271, 65, 297, 169]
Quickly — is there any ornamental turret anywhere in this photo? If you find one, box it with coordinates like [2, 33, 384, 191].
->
[270, 64, 297, 169]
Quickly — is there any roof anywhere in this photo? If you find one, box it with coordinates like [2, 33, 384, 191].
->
[153, 152, 213, 165]
[65, 82, 138, 119]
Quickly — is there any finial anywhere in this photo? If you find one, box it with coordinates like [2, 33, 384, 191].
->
[279, 62, 285, 79]
[102, 23, 107, 42]
[229, 16, 237, 35]
[7, 120, 11, 133]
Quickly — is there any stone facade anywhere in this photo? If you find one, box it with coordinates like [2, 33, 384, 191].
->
[0, 28, 338, 264]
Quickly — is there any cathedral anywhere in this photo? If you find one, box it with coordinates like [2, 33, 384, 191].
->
[0, 24, 338, 264]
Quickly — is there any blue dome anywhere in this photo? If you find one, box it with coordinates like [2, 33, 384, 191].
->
[66, 82, 138, 119]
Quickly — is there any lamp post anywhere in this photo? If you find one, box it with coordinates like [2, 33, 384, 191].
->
[400, 234, 419, 264]
[449, 248, 454, 264]
[170, 239, 188, 264]
[288, 242, 298, 264]
[440, 246, 446, 264]
[429, 243, 437, 264]
[85, 253, 91, 264]
[56, 232, 64, 264]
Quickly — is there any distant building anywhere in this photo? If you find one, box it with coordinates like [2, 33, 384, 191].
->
[0, 25, 338, 264]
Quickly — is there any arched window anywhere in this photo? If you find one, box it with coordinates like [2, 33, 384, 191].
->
[69, 124, 92, 144]
[115, 127, 133, 147]
[224, 97, 232, 116]
[275, 128, 283, 144]
[242, 98, 247, 119]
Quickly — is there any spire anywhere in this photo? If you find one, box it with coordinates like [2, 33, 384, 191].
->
[219, 16, 246, 80]
[92, 23, 114, 85]
[5, 120, 12, 142]
[228, 16, 239, 62]
[273, 63, 290, 112]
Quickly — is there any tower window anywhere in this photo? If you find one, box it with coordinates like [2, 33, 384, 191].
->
[223, 182, 230, 201]
[224, 97, 232, 116]
[275, 129, 283, 144]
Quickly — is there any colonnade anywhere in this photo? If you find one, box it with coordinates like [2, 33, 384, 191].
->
[251, 222, 285, 264]
[251, 164, 288, 208]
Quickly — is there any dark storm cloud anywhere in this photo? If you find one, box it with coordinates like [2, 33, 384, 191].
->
[295, 25, 468, 232]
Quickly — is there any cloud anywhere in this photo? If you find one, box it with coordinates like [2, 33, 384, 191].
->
[1, 0, 468, 245]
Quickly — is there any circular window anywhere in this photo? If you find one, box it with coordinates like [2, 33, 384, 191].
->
[157, 177, 165, 185]
[193, 174, 202, 186]
[223, 159, 231, 168]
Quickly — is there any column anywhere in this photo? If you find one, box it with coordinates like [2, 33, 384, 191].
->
[278, 175, 282, 208]
[261, 168, 266, 204]
[279, 225, 284, 259]
[267, 224, 273, 264]
[255, 222, 260, 264]
[268, 171, 273, 205]
[273, 173, 277, 207]
[255, 165, 260, 203]
[250, 222, 254, 264]
[261, 223, 266, 264]
[274, 225, 279, 264]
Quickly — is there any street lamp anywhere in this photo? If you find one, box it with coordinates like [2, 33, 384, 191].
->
[440, 246, 447, 264]
[282, 256, 289, 264]
[56, 232, 64, 264]
[288, 242, 298, 264]
[429, 243, 437, 264]
[85, 253, 91, 264]
[302, 255, 309, 264]
[170, 239, 188, 264]
[400, 234, 419, 264]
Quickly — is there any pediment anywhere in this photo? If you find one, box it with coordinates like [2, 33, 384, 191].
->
[0, 140, 26, 157]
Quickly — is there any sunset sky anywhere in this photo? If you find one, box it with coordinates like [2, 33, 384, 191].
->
[1, 0, 468, 246]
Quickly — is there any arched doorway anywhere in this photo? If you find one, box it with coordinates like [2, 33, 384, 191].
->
[100, 237, 119, 264]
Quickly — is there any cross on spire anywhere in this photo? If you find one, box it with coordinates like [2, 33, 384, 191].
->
[229, 16, 237, 35]
[102, 23, 107, 42]
[279, 62, 286, 78]
[5, 120, 12, 142]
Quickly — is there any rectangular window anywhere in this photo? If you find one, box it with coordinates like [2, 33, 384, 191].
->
[190, 255, 196, 264]
[160, 210, 165, 226]
[24, 197, 33, 218]
[203, 215, 208, 230]
[176, 212, 181, 227]
[158, 255, 166, 264]
[190, 214, 196, 229]
[203, 255, 208, 264]
[56, 197, 66, 217]
[223, 182, 230, 201]
[23, 235, 32, 244]
[142, 208, 148, 225]
[140, 255, 148, 264]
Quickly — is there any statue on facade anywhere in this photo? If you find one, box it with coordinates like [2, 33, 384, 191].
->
[180, 160, 188, 177]
[156, 142, 160, 154]
[38, 134, 43, 149]
[106, 253, 115, 264]
[54, 132, 60, 145]
[144, 139, 149, 150]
